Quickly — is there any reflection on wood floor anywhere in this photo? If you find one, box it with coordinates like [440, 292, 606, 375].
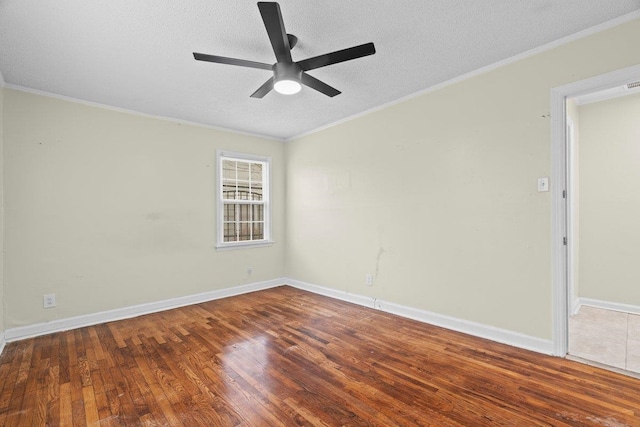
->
[1, 286, 640, 426]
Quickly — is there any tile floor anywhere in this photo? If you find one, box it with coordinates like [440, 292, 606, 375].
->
[568, 305, 640, 374]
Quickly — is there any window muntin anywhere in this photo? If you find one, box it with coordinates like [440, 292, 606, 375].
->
[217, 152, 271, 248]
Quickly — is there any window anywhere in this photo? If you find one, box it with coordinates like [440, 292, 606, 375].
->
[216, 151, 271, 249]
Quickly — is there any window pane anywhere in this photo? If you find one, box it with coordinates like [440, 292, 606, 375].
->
[223, 180, 237, 199]
[237, 184, 250, 200]
[222, 160, 236, 180]
[237, 161, 250, 182]
[253, 222, 264, 240]
[251, 183, 263, 201]
[224, 222, 237, 242]
[235, 204, 248, 222]
[239, 222, 251, 241]
[251, 163, 263, 184]
[252, 204, 264, 222]
[223, 203, 236, 222]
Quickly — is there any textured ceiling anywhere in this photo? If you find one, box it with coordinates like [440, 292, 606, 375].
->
[1, 1, 640, 140]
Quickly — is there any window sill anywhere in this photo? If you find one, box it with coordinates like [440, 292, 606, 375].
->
[215, 240, 275, 251]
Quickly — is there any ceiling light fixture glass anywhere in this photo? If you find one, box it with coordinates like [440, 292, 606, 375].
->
[274, 78, 302, 95]
[273, 62, 302, 95]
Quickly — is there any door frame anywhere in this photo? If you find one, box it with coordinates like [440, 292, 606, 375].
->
[550, 63, 640, 356]
[566, 116, 577, 316]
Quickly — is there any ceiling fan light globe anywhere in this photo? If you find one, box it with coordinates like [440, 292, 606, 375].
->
[274, 79, 302, 95]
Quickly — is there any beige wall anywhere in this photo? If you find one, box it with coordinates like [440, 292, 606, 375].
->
[2, 89, 285, 328]
[578, 92, 640, 306]
[285, 18, 640, 340]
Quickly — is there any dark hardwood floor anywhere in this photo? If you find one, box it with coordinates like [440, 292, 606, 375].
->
[1, 285, 639, 426]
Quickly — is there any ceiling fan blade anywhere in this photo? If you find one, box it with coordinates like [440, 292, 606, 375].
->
[297, 42, 376, 71]
[301, 73, 341, 97]
[258, 2, 292, 63]
[250, 78, 275, 98]
[193, 53, 273, 70]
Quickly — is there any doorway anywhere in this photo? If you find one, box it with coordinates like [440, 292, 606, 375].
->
[565, 89, 640, 373]
[551, 64, 640, 372]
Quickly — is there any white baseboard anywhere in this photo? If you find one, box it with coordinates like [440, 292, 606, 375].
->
[4, 278, 284, 343]
[285, 278, 555, 355]
[285, 278, 377, 309]
[379, 299, 554, 355]
[3, 277, 555, 357]
[576, 297, 640, 316]
[0, 332, 6, 356]
[571, 296, 581, 316]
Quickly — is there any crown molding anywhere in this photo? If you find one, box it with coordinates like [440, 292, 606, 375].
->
[287, 10, 640, 142]
[3, 83, 285, 142]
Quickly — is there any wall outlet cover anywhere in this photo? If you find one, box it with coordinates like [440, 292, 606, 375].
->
[43, 293, 56, 308]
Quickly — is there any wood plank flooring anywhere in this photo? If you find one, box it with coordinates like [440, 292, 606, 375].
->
[1, 285, 639, 426]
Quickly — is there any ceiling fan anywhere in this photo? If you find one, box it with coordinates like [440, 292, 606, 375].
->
[193, 2, 376, 98]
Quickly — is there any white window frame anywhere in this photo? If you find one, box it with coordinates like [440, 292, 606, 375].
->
[216, 150, 273, 250]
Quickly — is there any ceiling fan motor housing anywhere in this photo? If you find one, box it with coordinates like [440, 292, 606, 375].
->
[273, 62, 303, 94]
[273, 62, 302, 83]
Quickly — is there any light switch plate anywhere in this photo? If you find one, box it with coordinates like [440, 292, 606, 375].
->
[537, 177, 549, 192]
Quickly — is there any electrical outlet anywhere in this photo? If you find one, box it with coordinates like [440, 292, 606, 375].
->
[43, 293, 56, 308]
[365, 274, 374, 286]
[247, 267, 253, 276]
